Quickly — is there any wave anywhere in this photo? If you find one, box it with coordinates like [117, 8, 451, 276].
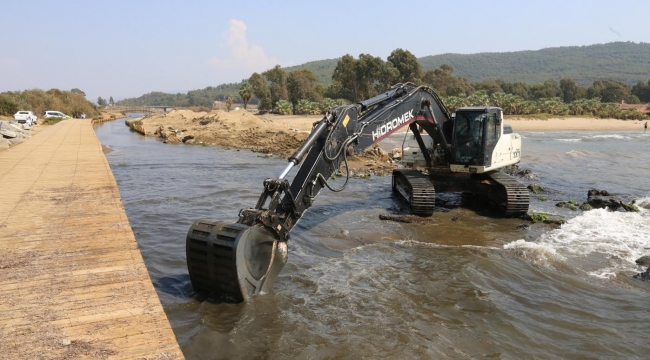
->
[565, 149, 592, 157]
[503, 208, 650, 278]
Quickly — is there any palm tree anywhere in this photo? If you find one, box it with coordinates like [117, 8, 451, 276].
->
[467, 91, 489, 107]
[238, 82, 253, 110]
[275, 100, 292, 115]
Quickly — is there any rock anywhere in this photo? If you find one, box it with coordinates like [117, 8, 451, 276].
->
[61, 339, 71, 346]
[1, 129, 17, 138]
[588, 189, 610, 197]
[379, 214, 429, 223]
[587, 189, 624, 211]
[556, 200, 578, 211]
[523, 212, 566, 225]
[181, 135, 195, 143]
[0, 138, 10, 149]
[633, 259, 650, 281]
[635, 256, 650, 267]
[341, 229, 349, 237]
[633, 270, 650, 281]
[620, 202, 640, 212]
[517, 224, 530, 230]
[543, 218, 567, 225]
[579, 203, 593, 211]
[527, 184, 545, 193]
[9, 138, 24, 145]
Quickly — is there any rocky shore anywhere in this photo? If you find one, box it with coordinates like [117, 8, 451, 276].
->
[0, 121, 33, 151]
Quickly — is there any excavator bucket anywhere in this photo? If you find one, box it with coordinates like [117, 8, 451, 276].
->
[185, 220, 288, 302]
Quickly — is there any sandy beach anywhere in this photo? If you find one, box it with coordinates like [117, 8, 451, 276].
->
[505, 116, 647, 131]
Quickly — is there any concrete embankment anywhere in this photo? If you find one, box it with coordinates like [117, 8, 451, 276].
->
[0, 119, 184, 359]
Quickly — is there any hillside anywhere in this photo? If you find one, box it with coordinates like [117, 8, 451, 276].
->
[419, 42, 650, 86]
[284, 58, 340, 86]
[118, 42, 650, 106]
[285, 42, 650, 87]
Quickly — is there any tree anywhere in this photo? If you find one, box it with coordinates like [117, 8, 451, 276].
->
[287, 69, 320, 112]
[238, 82, 253, 109]
[97, 97, 107, 107]
[332, 54, 358, 101]
[262, 65, 289, 108]
[559, 78, 586, 103]
[498, 81, 531, 100]
[632, 80, 650, 102]
[248, 72, 272, 111]
[588, 80, 638, 103]
[473, 80, 503, 96]
[0, 94, 18, 116]
[376, 62, 399, 92]
[109, 96, 114, 106]
[530, 80, 560, 100]
[355, 53, 384, 99]
[421, 64, 471, 96]
[225, 95, 233, 112]
[387, 48, 422, 83]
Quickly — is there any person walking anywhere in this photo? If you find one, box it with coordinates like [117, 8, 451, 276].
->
[645, 121, 648, 132]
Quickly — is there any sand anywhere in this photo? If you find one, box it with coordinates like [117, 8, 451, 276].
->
[505, 116, 647, 131]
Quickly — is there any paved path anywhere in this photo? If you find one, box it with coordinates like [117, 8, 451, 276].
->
[0, 120, 184, 359]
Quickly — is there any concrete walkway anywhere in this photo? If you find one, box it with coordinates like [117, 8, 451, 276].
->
[0, 120, 184, 359]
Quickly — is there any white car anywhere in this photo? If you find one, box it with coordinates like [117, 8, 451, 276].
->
[44, 111, 70, 119]
[14, 111, 38, 125]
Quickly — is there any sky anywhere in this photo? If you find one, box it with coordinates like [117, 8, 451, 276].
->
[1, 0, 649, 103]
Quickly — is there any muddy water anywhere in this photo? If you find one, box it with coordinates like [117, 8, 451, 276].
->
[95, 117, 650, 359]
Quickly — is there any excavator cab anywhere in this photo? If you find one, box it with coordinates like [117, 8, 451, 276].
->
[451, 107, 501, 167]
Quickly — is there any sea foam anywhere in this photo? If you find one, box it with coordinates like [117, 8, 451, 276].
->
[504, 207, 650, 278]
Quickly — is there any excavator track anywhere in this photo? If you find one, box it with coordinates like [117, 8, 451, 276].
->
[487, 171, 529, 216]
[392, 169, 436, 217]
[186, 220, 287, 302]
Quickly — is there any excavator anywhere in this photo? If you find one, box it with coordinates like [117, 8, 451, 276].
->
[185, 83, 528, 302]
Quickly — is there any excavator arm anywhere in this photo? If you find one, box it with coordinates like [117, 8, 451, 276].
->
[186, 84, 453, 301]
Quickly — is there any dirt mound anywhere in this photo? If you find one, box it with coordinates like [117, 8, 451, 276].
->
[137, 110, 398, 176]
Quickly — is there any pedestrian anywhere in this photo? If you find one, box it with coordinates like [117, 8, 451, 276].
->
[645, 121, 648, 132]
[82, 113, 86, 119]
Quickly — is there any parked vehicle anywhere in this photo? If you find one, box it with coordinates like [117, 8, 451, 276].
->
[14, 111, 38, 125]
[44, 111, 70, 119]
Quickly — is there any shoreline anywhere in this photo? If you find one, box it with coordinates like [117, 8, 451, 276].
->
[504, 116, 647, 132]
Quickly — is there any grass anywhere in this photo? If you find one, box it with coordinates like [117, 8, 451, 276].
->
[42, 117, 66, 125]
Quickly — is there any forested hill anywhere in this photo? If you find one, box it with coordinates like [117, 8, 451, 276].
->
[285, 42, 650, 87]
[286, 42, 650, 86]
[117, 42, 649, 106]
[418, 42, 650, 86]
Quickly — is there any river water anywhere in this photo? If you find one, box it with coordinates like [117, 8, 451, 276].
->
[94, 117, 650, 359]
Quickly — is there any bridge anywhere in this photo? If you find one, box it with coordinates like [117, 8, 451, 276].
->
[103, 105, 174, 114]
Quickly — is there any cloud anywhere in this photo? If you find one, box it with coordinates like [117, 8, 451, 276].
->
[210, 19, 281, 73]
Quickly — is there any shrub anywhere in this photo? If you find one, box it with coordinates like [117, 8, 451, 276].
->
[275, 100, 293, 115]
[42, 117, 66, 125]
